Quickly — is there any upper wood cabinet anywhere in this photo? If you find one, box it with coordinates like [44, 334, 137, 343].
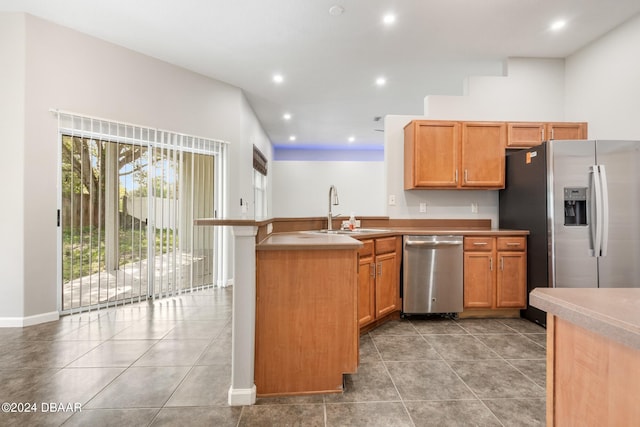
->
[404, 120, 460, 189]
[507, 122, 546, 148]
[507, 122, 588, 148]
[404, 120, 505, 190]
[546, 122, 588, 141]
[461, 122, 506, 188]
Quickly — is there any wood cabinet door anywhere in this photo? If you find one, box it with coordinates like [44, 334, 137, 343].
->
[460, 122, 505, 188]
[375, 252, 398, 317]
[496, 251, 527, 308]
[358, 257, 375, 327]
[463, 251, 494, 308]
[546, 122, 588, 140]
[507, 122, 545, 148]
[407, 121, 460, 188]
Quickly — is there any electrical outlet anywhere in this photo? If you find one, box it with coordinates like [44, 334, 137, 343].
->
[267, 223, 273, 234]
[471, 202, 478, 214]
[388, 195, 396, 206]
[419, 202, 427, 213]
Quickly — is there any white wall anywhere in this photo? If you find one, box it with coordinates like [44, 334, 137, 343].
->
[0, 13, 26, 319]
[385, 58, 568, 227]
[272, 161, 385, 218]
[2, 13, 271, 321]
[240, 95, 274, 219]
[424, 58, 566, 121]
[565, 14, 640, 139]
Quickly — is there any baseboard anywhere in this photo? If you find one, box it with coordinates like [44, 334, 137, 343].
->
[228, 385, 256, 406]
[458, 308, 521, 319]
[0, 311, 60, 328]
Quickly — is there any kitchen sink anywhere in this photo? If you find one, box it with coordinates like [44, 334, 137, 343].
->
[309, 228, 390, 235]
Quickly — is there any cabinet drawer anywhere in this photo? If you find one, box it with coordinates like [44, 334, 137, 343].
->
[464, 237, 494, 251]
[375, 237, 397, 255]
[359, 240, 374, 257]
[497, 236, 526, 251]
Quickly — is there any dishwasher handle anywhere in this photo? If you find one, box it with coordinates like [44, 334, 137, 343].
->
[405, 240, 462, 248]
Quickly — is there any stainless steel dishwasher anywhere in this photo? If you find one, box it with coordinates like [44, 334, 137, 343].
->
[402, 235, 463, 315]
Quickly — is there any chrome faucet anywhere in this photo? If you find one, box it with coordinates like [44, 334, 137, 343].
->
[327, 185, 339, 230]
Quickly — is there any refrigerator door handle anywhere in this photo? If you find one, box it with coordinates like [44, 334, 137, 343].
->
[599, 164, 609, 257]
[591, 165, 603, 257]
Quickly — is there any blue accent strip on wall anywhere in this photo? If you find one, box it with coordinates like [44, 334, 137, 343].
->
[273, 144, 384, 161]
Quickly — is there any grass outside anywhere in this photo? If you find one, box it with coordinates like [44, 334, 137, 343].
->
[62, 226, 177, 283]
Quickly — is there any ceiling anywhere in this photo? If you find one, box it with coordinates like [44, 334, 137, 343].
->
[3, 0, 640, 149]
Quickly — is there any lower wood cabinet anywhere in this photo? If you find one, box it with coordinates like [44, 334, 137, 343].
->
[255, 248, 358, 396]
[464, 248, 494, 308]
[547, 315, 640, 426]
[464, 236, 527, 309]
[358, 236, 401, 328]
[496, 251, 527, 307]
[358, 241, 375, 327]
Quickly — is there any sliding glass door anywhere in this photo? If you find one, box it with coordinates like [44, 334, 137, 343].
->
[58, 113, 226, 313]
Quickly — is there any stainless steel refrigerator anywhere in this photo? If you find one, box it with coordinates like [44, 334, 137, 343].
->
[499, 140, 640, 326]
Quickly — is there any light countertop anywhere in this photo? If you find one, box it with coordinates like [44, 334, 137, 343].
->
[530, 287, 640, 350]
[257, 232, 363, 251]
[257, 228, 528, 250]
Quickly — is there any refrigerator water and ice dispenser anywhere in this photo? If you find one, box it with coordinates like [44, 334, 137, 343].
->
[564, 187, 587, 226]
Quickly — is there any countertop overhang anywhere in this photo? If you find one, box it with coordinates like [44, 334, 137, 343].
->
[530, 287, 640, 350]
[194, 218, 263, 226]
[193, 218, 529, 251]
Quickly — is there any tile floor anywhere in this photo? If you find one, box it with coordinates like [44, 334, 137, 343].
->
[0, 287, 547, 426]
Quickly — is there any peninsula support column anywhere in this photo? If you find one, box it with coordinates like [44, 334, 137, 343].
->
[228, 225, 258, 406]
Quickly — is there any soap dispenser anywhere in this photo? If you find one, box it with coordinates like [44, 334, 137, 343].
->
[348, 212, 357, 230]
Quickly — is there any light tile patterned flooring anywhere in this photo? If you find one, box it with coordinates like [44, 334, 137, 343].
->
[0, 287, 547, 426]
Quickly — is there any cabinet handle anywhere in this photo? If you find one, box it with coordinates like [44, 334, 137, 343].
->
[506, 242, 521, 246]
[370, 263, 375, 278]
[377, 262, 382, 277]
[551, 128, 555, 140]
[500, 256, 504, 271]
[541, 128, 545, 142]
[464, 169, 468, 183]
[455, 169, 458, 183]
[473, 242, 488, 246]
[490, 257, 493, 271]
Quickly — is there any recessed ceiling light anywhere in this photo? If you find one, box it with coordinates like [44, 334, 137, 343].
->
[289, 135, 296, 141]
[329, 5, 345, 16]
[348, 136, 355, 143]
[550, 20, 566, 31]
[375, 77, 387, 86]
[382, 14, 396, 25]
[283, 113, 292, 120]
[273, 74, 284, 83]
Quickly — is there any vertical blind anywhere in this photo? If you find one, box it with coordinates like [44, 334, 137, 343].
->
[54, 109, 229, 313]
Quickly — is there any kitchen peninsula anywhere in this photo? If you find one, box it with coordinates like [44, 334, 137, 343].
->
[195, 217, 529, 400]
[530, 288, 640, 426]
